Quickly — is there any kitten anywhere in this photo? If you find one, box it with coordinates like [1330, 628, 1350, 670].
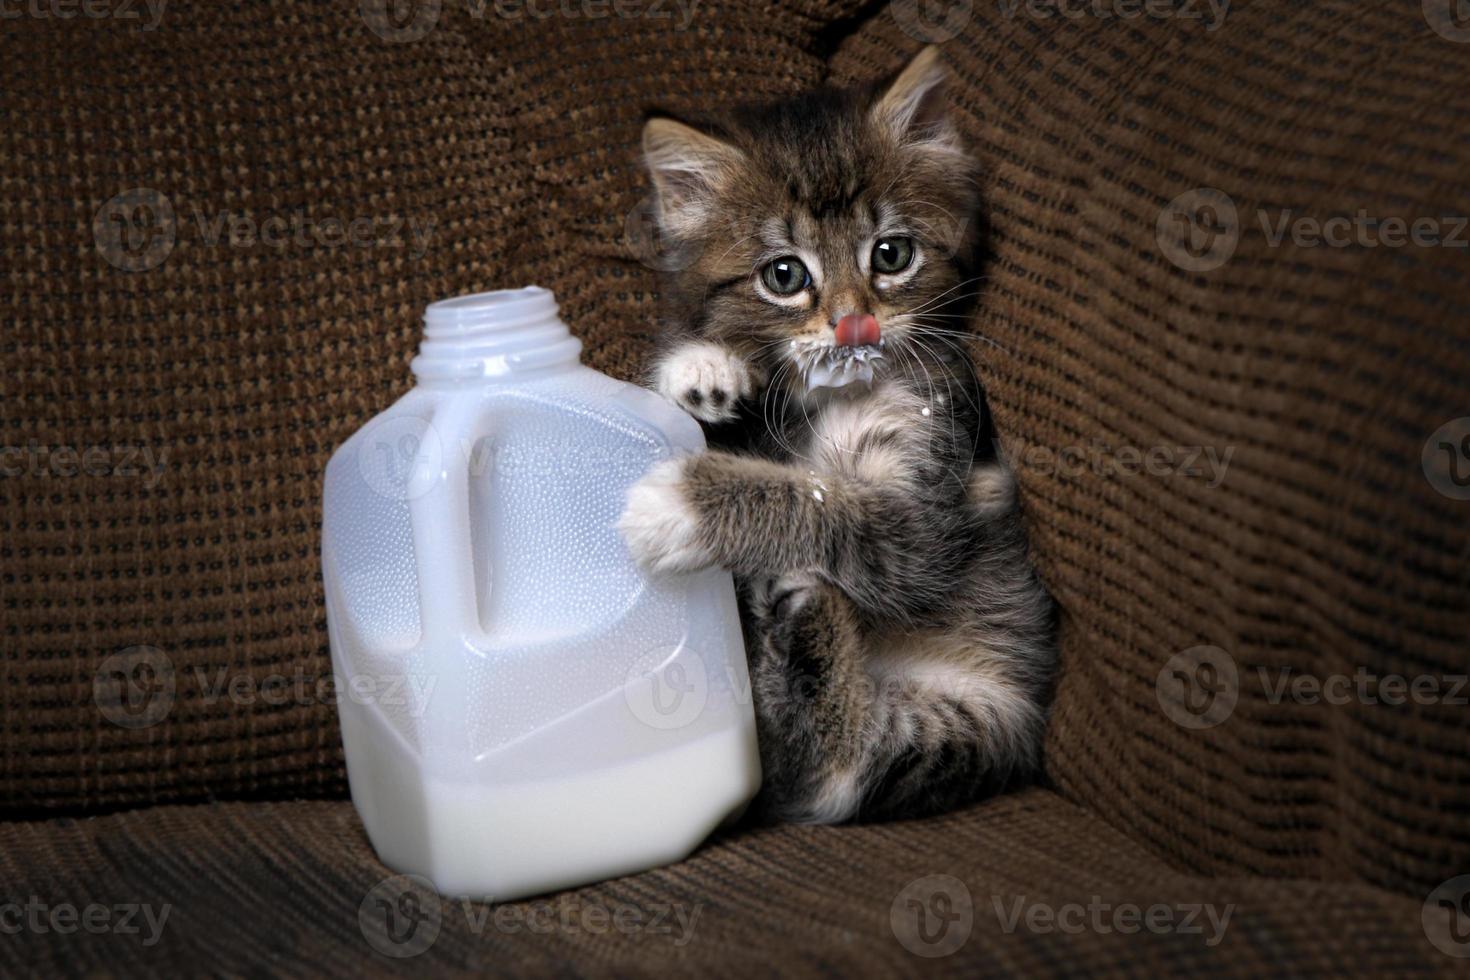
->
[617, 47, 1056, 823]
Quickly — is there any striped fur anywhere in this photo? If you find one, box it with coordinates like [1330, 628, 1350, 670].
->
[618, 47, 1056, 823]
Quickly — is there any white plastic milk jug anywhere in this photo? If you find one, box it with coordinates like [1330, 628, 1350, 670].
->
[321, 287, 760, 900]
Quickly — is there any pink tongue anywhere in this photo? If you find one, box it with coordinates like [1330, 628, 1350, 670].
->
[834, 313, 880, 347]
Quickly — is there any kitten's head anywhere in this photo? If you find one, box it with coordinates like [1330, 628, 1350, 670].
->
[642, 46, 980, 393]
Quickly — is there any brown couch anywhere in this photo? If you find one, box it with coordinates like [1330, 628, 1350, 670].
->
[3, 0, 1467, 975]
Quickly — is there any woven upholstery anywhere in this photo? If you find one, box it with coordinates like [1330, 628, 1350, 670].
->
[2, 0, 1467, 972]
[826, 1, 1470, 899]
[1, 0, 830, 813]
[0, 790, 1451, 977]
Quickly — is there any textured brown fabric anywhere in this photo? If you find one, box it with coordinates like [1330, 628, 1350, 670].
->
[2, 0, 1467, 936]
[827, 0, 1470, 900]
[0, 789, 1451, 977]
[1, 1, 831, 814]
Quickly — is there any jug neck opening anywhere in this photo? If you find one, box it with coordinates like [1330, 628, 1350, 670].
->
[410, 287, 582, 383]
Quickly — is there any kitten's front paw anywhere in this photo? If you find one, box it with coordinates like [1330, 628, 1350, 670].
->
[654, 342, 754, 423]
[616, 458, 715, 575]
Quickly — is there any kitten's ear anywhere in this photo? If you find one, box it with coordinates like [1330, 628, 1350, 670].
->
[870, 46, 960, 151]
[642, 115, 743, 238]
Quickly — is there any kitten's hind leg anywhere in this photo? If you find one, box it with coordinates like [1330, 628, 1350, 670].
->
[745, 571, 874, 824]
[853, 639, 1046, 822]
[747, 588, 1046, 824]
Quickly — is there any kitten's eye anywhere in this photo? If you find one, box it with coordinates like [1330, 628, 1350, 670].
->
[871, 237, 914, 275]
[760, 256, 811, 296]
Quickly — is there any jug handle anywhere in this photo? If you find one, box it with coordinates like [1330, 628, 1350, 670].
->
[406, 399, 488, 654]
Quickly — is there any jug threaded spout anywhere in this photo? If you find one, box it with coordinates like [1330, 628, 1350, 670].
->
[411, 287, 582, 382]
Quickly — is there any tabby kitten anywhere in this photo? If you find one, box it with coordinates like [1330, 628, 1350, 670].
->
[617, 47, 1056, 823]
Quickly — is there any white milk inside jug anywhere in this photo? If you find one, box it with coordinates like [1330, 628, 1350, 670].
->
[322, 287, 760, 900]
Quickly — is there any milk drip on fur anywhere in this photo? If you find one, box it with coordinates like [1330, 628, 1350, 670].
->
[322, 287, 760, 900]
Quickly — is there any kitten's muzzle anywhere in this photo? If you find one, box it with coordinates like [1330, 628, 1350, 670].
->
[834, 313, 881, 347]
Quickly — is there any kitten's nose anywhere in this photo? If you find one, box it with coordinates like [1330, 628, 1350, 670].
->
[834, 313, 881, 347]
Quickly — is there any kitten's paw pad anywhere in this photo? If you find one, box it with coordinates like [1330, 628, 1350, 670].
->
[655, 343, 754, 423]
[616, 458, 715, 575]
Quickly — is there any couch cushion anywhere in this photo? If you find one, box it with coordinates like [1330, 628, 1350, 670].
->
[3, 0, 1467, 908]
[825, 3, 1470, 898]
[1, 0, 834, 813]
[0, 789, 1451, 976]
